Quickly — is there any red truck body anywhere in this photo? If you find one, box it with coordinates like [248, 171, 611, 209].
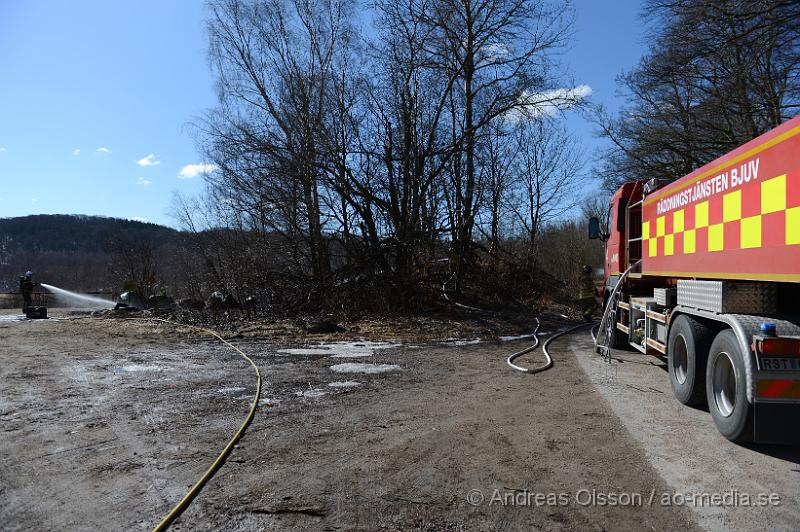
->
[641, 115, 800, 282]
[596, 115, 800, 444]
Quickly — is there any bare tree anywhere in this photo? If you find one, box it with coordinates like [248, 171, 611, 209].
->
[508, 120, 585, 273]
[203, 0, 356, 293]
[478, 117, 516, 258]
[597, 0, 800, 188]
[186, 0, 587, 311]
[108, 232, 159, 299]
[425, 0, 576, 292]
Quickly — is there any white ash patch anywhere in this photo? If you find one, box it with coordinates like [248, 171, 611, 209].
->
[499, 333, 538, 342]
[295, 388, 327, 398]
[438, 338, 482, 346]
[143, 408, 166, 425]
[278, 341, 401, 358]
[115, 364, 165, 374]
[329, 341, 401, 358]
[330, 363, 401, 374]
[278, 347, 332, 355]
[217, 386, 246, 395]
[328, 380, 362, 388]
[259, 397, 281, 407]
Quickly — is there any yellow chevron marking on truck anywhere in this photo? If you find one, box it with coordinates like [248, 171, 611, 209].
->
[723, 190, 741, 222]
[788, 207, 800, 245]
[695, 201, 709, 228]
[761, 174, 786, 214]
[740, 215, 762, 249]
[673, 209, 684, 232]
[708, 223, 724, 252]
[643, 172, 797, 256]
[683, 229, 696, 254]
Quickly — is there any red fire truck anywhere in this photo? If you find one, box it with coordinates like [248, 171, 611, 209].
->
[590, 114, 800, 444]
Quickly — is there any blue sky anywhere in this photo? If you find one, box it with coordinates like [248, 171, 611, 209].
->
[0, 0, 645, 227]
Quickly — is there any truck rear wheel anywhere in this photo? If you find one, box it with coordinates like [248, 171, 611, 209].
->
[667, 315, 712, 406]
[706, 329, 753, 443]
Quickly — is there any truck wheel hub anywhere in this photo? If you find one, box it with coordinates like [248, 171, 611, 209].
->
[712, 351, 737, 417]
[674, 335, 688, 385]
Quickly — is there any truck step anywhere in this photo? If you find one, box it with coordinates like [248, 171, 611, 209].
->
[646, 337, 667, 354]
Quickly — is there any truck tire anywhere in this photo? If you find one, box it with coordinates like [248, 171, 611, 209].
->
[706, 329, 753, 443]
[667, 315, 712, 406]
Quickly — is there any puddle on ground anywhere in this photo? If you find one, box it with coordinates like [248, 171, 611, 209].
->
[330, 363, 401, 374]
[278, 341, 401, 358]
[328, 380, 362, 388]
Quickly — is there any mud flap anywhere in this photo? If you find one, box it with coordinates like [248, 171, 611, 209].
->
[754, 403, 800, 444]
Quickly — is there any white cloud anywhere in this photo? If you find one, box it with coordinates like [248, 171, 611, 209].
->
[136, 177, 152, 186]
[131, 216, 148, 223]
[0, 147, 6, 152]
[96, 147, 111, 153]
[31, 198, 39, 203]
[178, 163, 217, 179]
[136, 153, 160, 167]
[478, 42, 510, 63]
[512, 84, 592, 121]
[73, 148, 81, 156]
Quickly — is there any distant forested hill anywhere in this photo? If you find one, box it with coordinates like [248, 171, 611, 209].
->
[0, 215, 179, 254]
[0, 215, 182, 292]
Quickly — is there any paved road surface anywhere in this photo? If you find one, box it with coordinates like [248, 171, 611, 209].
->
[569, 332, 800, 532]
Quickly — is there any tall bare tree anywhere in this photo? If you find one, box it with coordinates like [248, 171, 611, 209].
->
[426, 0, 575, 291]
[597, 0, 800, 188]
[203, 0, 356, 292]
[509, 120, 584, 272]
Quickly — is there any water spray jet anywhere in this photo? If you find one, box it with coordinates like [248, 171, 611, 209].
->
[40, 283, 115, 309]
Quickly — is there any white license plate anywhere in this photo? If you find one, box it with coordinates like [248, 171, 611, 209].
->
[761, 357, 800, 371]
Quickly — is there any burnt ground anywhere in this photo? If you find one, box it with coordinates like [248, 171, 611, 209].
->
[0, 310, 712, 530]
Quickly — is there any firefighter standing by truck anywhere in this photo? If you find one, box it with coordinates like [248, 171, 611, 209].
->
[578, 265, 599, 321]
[19, 271, 38, 313]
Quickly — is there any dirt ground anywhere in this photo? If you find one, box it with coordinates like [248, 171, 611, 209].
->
[1, 307, 784, 531]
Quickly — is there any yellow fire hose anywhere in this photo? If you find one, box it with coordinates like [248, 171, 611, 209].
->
[142, 318, 262, 531]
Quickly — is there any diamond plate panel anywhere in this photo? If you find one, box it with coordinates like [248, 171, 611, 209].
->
[677, 280, 776, 313]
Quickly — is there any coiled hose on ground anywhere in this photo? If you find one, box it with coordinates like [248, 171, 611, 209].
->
[439, 270, 596, 374]
[506, 319, 596, 374]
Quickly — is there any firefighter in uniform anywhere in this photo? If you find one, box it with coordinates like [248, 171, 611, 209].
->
[578, 265, 598, 322]
[19, 271, 38, 313]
